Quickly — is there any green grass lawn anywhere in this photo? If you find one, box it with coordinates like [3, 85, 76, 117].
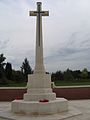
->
[7, 82, 27, 87]
[0, 79, 90, 87]
[0, 81, 27, 87]
[54, 79, 90, 86]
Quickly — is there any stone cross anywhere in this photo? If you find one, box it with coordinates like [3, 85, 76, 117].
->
[11, 2, 68, 115]
[30, 2, 49, 74]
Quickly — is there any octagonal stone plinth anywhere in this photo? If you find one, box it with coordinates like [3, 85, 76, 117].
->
[11, 98, 68, 115]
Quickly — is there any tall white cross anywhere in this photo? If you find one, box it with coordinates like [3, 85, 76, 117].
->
[30, 2, 49, 74]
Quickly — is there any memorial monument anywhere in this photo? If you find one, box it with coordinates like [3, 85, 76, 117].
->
[11, 2, 68, 115]
[0, 2, 82, 120]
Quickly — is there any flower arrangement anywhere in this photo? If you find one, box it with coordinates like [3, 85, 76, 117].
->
[15, 97, 21, 100]
[39, 99, 49, 103]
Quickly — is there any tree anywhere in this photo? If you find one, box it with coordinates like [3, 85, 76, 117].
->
[21, 58, 32, 80]
[51, 71, 64, 81]
[80, 68, 88, 79]
[0, 54, 7, 84]
[0, 54, 6, 79]
[88, 72, 90, 79]
[72, 70, 81, 80]
[63, 68, 74, 81]
[0, 54, 6, 71]
[5, 62, 12, 80]
[12, 70, 25, 82]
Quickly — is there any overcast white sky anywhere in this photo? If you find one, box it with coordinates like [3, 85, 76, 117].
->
[0, 0, 90, 72]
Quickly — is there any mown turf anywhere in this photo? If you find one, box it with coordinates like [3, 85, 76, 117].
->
[54, 79, 90, 86]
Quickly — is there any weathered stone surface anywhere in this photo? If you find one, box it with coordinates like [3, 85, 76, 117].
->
[11, 98, 68, 115]
[11, 2, 68, 115]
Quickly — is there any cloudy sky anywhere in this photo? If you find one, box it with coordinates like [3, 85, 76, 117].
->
[0, 0, 90, 72]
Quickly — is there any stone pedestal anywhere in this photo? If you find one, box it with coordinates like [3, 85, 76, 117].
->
[24, 74, 56, 101]
[11, 98, 68, 115]
[11, 73, 68, 115]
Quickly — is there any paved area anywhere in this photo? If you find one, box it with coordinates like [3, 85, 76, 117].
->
[0, 100, 90, 119]
[70, 100, 90, 120]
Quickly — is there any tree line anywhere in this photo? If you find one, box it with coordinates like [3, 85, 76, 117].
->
[0, 54, 32, 85]
[0, 53, 90, 85]
[51, 68, 90, 82]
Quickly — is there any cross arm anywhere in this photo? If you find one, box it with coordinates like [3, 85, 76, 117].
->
[41, 11, 49, 16]
[29, 11, 37, 16]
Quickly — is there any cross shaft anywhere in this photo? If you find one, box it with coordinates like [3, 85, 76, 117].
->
[29, 2, 49, 73]
[30, 2, 49, 46]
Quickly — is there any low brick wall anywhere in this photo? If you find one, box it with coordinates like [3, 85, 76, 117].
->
[0, 87, 27, 101]
[53, 87, 90, 100]
[0, 86, 90, 101]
